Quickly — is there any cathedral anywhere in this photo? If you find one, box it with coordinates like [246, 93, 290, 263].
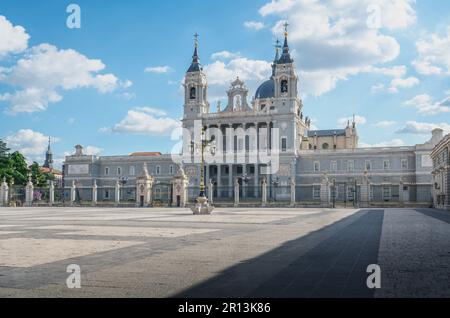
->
[63, 26, 443, 208]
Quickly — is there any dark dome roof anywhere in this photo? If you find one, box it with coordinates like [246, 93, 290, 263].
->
[255, 79, 274, 99]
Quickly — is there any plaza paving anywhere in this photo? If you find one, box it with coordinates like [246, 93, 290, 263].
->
[0, 207, 449, 297]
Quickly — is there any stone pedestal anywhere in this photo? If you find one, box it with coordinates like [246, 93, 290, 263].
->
[92, 179, 97, 206]
[290, 179, 296, 207]
[115, 180, 120, 206]
[191, 195, 214, 215]
[261, 178, 267, 207]
[49, 181, 55, 206]
[360, 171, 370, 208]
[25, 177, 34, 207]
[234, 178, 239, 207]
[208, 179, 213, 204]
[136, 163, 154, 207]
[0, 178, 8, 207]
[70, 181, 76, 206]
[320, 173, 331, 208]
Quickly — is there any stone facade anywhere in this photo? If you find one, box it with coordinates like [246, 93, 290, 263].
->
[62, 30, 442, 208]
[431, 130, 450, 210]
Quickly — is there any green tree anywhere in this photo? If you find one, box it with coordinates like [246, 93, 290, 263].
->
[30, 162, 48, 187]
[0, 151, 29, 185]
[0, 139, 9, 157]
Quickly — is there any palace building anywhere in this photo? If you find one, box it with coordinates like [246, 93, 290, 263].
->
[63, 27, 443, 208]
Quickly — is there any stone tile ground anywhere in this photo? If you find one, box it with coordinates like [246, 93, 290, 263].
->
[0, 207, 448, 297]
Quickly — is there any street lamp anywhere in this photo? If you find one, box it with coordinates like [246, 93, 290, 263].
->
[190, 126, 216, 214]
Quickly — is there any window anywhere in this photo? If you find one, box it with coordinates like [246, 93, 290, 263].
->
[322, 143, 329, 150]
[237, 166, 243, 174]
[224, 166, 229, 174]
[383, 160, 390, 170]
[281, 79, 288, 93]
[156, 166, 161, 175]
[365, 160, 371, 171]
[281, 138, 287, 152]
[330, 161, 337, 172]
[347, 160, 354, 172]
[309, 144, 313, 150]
[169, 165, 174, 174]
[401, 159, 408, 170]
[347, 186, 355, 200]
[370, 187, 374, 200]
[260, 104, 266, 111]
[249, 166, 255, 174]
[129, 166, 135, 176]
[189, 87, 196, 100]
[117, 167, 122, 175]
[314, 161, 320, 172]
[105, 167, 109, 175]
[104, 190, 110, 199]
[313, 186, 320, 199]
[383, 187, 391, 200]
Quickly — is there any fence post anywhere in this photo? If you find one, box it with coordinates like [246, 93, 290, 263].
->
[290, 178, 296, 207]
[92, 179, 97, 206]
[49, 180, 54, 206]
[0, 178, 8, 207]
[70, 180, 76, 206]
[208, 179, 213, 204]
[25, 176, 34, 207]
[115, 179, 120, 206]
[262, 178, 267, 207]
[320, 172, 331, 208]
[234, 178, 239, 207]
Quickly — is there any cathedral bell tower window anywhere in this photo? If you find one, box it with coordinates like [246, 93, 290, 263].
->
[190, 87, 196, 100]
[281, 80, 288, 93]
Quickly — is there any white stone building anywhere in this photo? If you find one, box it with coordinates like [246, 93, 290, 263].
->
[62, 28, 443, 208]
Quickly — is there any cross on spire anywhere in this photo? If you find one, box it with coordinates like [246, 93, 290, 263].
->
[283, 21, 289, 34]
[194, 32, 199, 47]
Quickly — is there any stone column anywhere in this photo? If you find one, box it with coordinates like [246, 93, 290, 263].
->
[0, 178, 9, 207]
[234, 178, 239, 207]
[242, 164, 247, 200]
[229, 164, 233, 198]
[290, 178, 296, 207]
[254, 164, 259, 198]
[320, 173, 331, 208]
[115, 180, 120, 206]
[266, 121, 271, 153]
[25, 176, 34, 207]
[360, 171, 370, 208]
[398, 180, 404, 206]
[208, 179, 213, 204]
[92, 179, 97, 206]
[70, 180, 76, 206]
[49, 180, 55, 207]
[217, 165, 221, 198]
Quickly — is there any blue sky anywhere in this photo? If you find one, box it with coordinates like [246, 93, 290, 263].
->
[1, 0, 450, 167]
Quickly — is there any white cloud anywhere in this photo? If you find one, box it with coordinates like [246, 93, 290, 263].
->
[211, 51, 240, 60]
[105, 107, 180, 136]
[258, 0, 416, 96]
[144, 66, 172, 74]
[0, 15, 29, 58]
[412, 27, 450, 75]
[244, 21, 265, 31]
[372, 120, 397, 128]
[404, 94, 450, 116]
[5, 129, 58, 157]
[85, 146, 103, 156]
[204, 57, 272, 100]
[388, 76, 419, 93]
[396, 121, 450, 135]
[0, 43, 120, 114]
[360, 139, 406, 148]
[371, 83, 385, 93]
[337, 115, 366, 128]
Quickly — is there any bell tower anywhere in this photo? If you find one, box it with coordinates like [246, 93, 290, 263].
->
[273, 22, 299, 101]
[183, 33, 209, 119]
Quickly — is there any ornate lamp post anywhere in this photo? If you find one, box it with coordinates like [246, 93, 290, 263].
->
[190, 126, 216, 214]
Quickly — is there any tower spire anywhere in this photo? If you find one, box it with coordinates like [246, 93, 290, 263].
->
[43, 136, 53, 169]
[272, 38, 281, 77]
[277, 21, 293, 64]
[187, 33, 201, 73]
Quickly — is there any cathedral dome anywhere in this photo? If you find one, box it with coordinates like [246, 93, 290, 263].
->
[255, 79, 274, 99]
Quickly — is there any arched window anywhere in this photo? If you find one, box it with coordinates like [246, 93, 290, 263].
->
[281, 79, 288, 93]
[322, 143, 329, 150]
[190, 87, 196, 100]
